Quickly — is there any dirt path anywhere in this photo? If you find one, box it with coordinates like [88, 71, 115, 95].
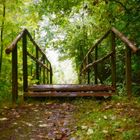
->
[1, 98, 140, 140]
[0, 102, 76, 140]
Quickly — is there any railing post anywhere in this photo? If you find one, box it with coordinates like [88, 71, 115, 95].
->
[36, 46, 39, 84]
[46, 63, 49, 84]
[50, 65, 53, 84]
[87, 55, 90, 84]
[83, 61, 86, 83]
[40, 66, 42, 83]
[111, 31, 116, 90]
[79, 65, 82, 84]
[22, 33, 28, 92]
[12, 45, 18, 103]
[79, 74, 82, 84]
[94, 45, 98, 84]
[43, 56, 45, 84]
[125, 46, 132, 97]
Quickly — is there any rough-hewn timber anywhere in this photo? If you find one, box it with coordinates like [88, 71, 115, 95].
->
[28, 84, 115, 92]
[24, 91, 113, 97]
[25, 84, 115, 97]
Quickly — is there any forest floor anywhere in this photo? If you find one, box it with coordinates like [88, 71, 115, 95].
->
[0, 96, 140, 140]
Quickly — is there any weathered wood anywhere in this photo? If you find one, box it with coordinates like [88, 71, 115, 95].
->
[26, 30, 50, 64]
[24, 91, 113, 97]
[94, 46, 98, 84]
[82, 30, 111, 63]
[28, 84, 115, 92]
[86, 56, 90, 84]
[50, 65, 53, 84]
[12, 44, 18, 102]
[111, 27, 138, 52]
[36, 46, 39, 84]
[46, 63, 49, 83]
[5, 28, 53, 102]
[81, 52, 113, 73]
[22, 34, 28, 92]
[5, 29, 26, 54]
[87, 71, 90, 84]
[27, 51, 50, 71]
[43, 56, 45, 84]
[125, 46, 132, 97]
[111, 31, 116, 89]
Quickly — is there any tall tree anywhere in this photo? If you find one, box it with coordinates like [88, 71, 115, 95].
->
[0, 0, 5, 74]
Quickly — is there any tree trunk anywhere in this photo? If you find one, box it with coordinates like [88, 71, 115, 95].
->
[0, 2, 6, 74]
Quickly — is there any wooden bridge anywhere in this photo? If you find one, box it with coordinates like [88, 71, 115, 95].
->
[5, 27, 139, 102]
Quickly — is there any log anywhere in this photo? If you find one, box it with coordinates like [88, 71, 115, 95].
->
[26, 30, 51, 64]
[5, 29, 26, 54]
[24, 91, 113, 97]
[28, 84, 115, 92]
[81, 52, 113, 73]
[82, 30, 111, 64]
[27, 51, 50, 71]
[111, 27, 138, 53]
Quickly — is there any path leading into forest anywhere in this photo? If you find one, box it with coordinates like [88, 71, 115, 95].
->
[1, 98, 140, 140]
[0, 102, 76, 140]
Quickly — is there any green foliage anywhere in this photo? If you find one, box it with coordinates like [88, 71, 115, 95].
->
[72, 97, 140, 140]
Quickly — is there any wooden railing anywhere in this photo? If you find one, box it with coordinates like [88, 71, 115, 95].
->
[80, 27, 138, 97]
[5, 29, 53, 102]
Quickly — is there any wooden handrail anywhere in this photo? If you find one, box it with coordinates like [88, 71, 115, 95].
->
[27, 51, 51, 71]
[5, 28, 53, 103]
[81, 27, 137, 68]
[111, 27, 138, 52]
[81, 27, 138, 73]
[80, 27, 138, 97]
[81, 52, 113, 73]
[5, 29, 26, 54]
[5, 29, 51, 64]
[25, 30, 51, 65]
[82, 30, 111, 64]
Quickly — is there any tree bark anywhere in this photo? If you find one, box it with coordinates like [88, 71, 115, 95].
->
[0, 2, 6, 74]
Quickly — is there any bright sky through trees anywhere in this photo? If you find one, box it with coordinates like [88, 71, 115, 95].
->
[46, 49, 78, 84]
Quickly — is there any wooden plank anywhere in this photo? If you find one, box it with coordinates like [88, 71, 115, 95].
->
[28, 84, 115, 92]
[111, 27, 138, 53]
[24, 91, 113, 97]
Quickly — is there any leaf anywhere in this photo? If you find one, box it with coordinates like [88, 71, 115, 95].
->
[22, 121, 33, 127]
[0, 117, 8, 121]
[87, 128, 93, 135]
[81, 125, 88, 130]
[39, 124, 48, 127]
[103, 115, 108, 120]
[102, 130, 108, 134]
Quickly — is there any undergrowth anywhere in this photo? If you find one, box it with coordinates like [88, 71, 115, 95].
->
[72, 96, 140, 140]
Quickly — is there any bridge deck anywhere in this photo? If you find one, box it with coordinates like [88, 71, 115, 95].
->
[24, 84, 115, 97]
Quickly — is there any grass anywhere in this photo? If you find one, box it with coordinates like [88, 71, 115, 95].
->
[72, 96, 140, 140]
[1, 89, 140, 140]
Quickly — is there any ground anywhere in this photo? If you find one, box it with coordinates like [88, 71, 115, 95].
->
[0, 96, 140, 140]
